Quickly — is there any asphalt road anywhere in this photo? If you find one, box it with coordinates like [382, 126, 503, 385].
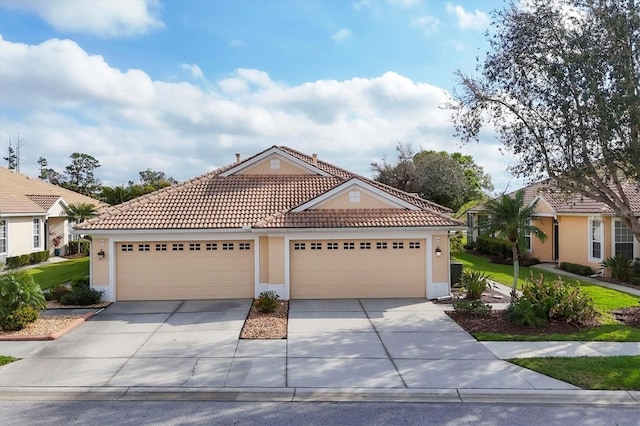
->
[2, 401, 639, 426]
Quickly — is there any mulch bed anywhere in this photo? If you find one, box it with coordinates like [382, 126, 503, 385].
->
[437, 286, 512, 305]
[240, 300, 289, 339]
[447, 309, 601, 335]
[612, 307, 640, 328]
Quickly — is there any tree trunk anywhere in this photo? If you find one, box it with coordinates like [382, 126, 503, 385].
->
[511, 243, 519, 303]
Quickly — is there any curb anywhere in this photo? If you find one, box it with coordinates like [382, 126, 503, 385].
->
[0, 387, 638, 405]
[0, 312, 96, 342]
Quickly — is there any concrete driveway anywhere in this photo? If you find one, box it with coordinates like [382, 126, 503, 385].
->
[0, 299, 576, 391]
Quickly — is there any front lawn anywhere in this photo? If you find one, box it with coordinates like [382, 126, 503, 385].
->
[510, 356, 640, 390]
[25, 257, 89, 290]
[453, 252, 640, 341]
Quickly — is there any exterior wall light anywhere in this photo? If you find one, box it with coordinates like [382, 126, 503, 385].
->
[97, 249, 105, 260]
[435, 246, 442, 257]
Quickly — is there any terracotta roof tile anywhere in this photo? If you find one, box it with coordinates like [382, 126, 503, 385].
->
[0, 167, 106, 215]
[77, 146, 464, 231]
[469, 178, 640, 215]
[256, 209, 464, 228]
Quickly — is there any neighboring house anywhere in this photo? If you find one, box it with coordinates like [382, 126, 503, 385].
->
[0, 167, 106, 262]
[76, 146, 465, 302]
[467, 180, 640, 270]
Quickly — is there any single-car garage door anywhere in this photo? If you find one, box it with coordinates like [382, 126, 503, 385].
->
[116, 240, 254, 300]
[290, 239, 426, 299]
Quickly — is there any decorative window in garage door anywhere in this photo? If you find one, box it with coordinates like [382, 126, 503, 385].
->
[223, 243, 234, 250]
[360, 242, 371, 250]
[206, 243, 217, 251]
[122, 244, 133, 252]
[189, 243, 201, 251]
[327, 242, 338, 250]
[409, 241, 421, 249]
[392, 242, 404, 249]
[239, 242, 251, 250]
[294, 242, 306, 250]
[343, 242, 355, 250]
[376, 242, 388, 249]
[155, 244, 167, 251]
[138, 244, 150, 252]
[311, 242, 322, 250]
[172, 243, 184, 251]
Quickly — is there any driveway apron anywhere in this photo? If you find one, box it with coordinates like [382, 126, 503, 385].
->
[0, 298, 577, 391]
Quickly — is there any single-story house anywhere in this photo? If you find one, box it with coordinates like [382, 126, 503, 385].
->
[467, 180, 640, 270]
[76, 146, 466, 302]
[0, 166, 106, 262]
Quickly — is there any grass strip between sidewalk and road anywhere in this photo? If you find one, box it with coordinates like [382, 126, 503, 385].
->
[0, 355, 17, 366]
[509, 356, 640, 390]
[25, 257, 89, 290]
[454, 252, 640, 342]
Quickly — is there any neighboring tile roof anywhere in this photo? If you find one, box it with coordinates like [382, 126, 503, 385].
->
[469, 178, 640, 215]
[77, 146, 465, 231]
[0, 167, 106, 215]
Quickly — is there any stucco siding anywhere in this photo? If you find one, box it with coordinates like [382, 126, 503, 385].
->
[313, 189, 401, 210]
[531, 217, 554, 262]
[557, 216, 600, 268]
[237, 154, 314, 175]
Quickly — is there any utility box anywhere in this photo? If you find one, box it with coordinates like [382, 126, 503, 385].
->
[450, 262, 463, 286]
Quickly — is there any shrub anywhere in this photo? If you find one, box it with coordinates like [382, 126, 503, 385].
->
[29, 250, 50, 264]
[70, 276, 90, 291]
[508, 298, 548, 328]
[603, 256, 633, 282]
[475, 236, 512, 259]
[2, 306, 39, 331]
[60, 287, 103, 306]
[256, 290, 279, 314]
[4, 256, 22, 269]
[508, 273, 597, 327]
[453, 300, 492, 316]
[45, 284, 72, 302]
[520, 258, 541, 267]
[68, 240, 91, 256]
[460, 270, 491, 300]
[450, 233, 464, 254]
[559, 262, 595, 276]
[0, 271, 46, 330]
[464, 240, 476, 251]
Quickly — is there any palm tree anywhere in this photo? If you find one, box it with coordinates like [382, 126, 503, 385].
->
[64, 202, 98, 223]
[481, 190, 547, 300]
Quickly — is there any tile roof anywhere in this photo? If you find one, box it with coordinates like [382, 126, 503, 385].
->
[469, 178, 640, 215]
[77, 146, 465, 231]
[0, 167, 106, 215]
[255, 209, 464, 228]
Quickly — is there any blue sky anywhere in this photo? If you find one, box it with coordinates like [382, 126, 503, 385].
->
[0, 0, 520, 194]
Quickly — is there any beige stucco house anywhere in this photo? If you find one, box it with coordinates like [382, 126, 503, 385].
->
[467, 181, 640, 270]
[0, 167, 106, 262]
[76, 146, 465, 302]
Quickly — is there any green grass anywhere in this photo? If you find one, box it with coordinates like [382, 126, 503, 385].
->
[454, 252, 640, 341]
[25, 257, 89, 290]
[509, 356, 640, 390]
[0, 356, 17, 366]
[474, 324, 640, 342]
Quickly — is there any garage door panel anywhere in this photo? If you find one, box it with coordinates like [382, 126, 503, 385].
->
[290, 239, 426, 299]
[116, 241, 254, 301]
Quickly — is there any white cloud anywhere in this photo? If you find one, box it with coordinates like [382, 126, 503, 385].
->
[2, 0, 164, 37]
[331, 29, 352, 42]
[387, 0, 422, 7]
[446, 3, 490, 31]
[410, 15, 440, 37]
[0, 36, 515, 190]
[229, 39, 245, 47]
[181, 63, 204, 80]
[353, 0, 370, 11]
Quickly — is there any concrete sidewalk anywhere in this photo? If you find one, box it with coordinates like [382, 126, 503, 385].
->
[0, 298, 639, 405]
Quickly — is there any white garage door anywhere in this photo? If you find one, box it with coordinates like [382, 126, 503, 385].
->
[290, 239, 426, 299]
[116, 240, 254, 301]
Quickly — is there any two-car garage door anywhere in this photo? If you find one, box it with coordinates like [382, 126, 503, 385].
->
[290, 239, 426, 299]
[116, 241, 254, 301]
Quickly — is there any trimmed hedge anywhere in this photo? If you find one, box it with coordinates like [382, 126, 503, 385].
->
[559, 262, 594, 276]
[5, 250, 50, 269]
[475, 236, 512, 259]
[67, 240, 90, 256]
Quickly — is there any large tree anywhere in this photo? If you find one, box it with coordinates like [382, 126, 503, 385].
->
[62, 153, 102, 197]
[372, 143, 493, 211]
[451, 0, 640, 243]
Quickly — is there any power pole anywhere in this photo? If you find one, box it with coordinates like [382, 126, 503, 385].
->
[15, 133, 24, 173]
